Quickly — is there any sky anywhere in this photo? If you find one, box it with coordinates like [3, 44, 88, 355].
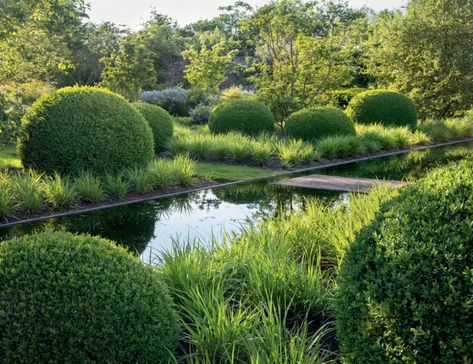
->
[87, 0, 407, 29]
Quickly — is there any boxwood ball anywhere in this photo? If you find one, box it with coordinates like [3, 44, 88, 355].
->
[19, 86, 154, 175]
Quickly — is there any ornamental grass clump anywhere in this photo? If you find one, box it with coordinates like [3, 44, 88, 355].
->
[336, 160, 473, 363]
[0, 231, 179, 363]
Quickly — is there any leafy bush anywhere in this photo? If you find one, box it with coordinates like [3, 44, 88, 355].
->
[0, 231, 179, 363]
[336, 160, 473, 363]
[347, 90, 417, 128]
[19, 86, 154, 175]
[209, 99, 275, 136]
[221, 86, 255, 100]
[190, 104, 212, 124]
[141, 87, 189, 116]
[330, 87, 366, 109]
[134, 103, 174, 151]
[0, 81, 54, 144]
[285, 106, 356, 143]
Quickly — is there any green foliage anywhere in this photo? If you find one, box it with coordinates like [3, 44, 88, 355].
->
[0, 0, 87, 85]
[346, 90, 417, 128]
[246, 0, 367, 126]
[141, 87, 190, 116]
[99, 34, 156, 100]
[367, 0, 473, 118]
[170, 125, 273, 165]
[418, 117, 473, 142]
[0, 81, 54, 144]
[336, 160, 473, 362]
[330, 87, 366, 109]
[74, 171, 105, 203]
[19, 86, 154, 175]
[182, 30, 239, 92]
[209, 99, 275, 136]
[104, 173, 130, 200]
[285, 106, 356, 143]
[274, 138, 320, 168]
[42, 173, 78, 210]
[0, 231, 179, 363]
[190, 104, 212, 124]
[11, 171, 44, 214]
[134, 102, 174, 151]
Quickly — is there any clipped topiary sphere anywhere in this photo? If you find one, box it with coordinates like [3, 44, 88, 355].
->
[19, 86, 154, 175]
[285, 106, 356, 142]
[134, 102, 174, 151]
[346, 90, 417, 128]
[209, 99, 275, 136]
[336, 160, 473, 363]
[0, 231, 179, 363]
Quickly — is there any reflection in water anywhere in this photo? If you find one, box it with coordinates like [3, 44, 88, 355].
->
[1, 141, 472, 263]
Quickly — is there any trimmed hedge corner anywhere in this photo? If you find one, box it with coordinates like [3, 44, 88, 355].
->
[347, 90, 417, 129]
[0, 231, 179, 363]
[285, 106, 356, 143]
[19, 86, 154, 175]
[134, 102, 174, 151]
[209, 99, 275, 136]
[336, 160, 473, 363]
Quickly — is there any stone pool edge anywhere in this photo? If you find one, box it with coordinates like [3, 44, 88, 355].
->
[1, 137, 472, 229]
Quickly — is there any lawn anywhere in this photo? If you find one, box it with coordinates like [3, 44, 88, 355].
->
[194, 162, 280, 181]
[0, 144, 21, 169]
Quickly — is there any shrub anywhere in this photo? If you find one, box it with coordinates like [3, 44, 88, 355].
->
[209, 99, 275, 136]
[134, 103, 174, 151]
[141, 87, 189, 116]
[190, 104, 212, 124]
[285, 106, 356, 143]
[346, 90, 417, 128]
[330, 87, 366, 109]
[221, 86, 255, 100]
[336, 160, 473, 363]
[19, 86, 154, 175]
[0, 231, 179, 363]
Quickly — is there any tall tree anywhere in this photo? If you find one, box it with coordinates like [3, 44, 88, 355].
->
[368, 0, 473, 118]
[243, 0, 364, 126]
[182, 30, 239, 92]
[0, 0, 88, 84]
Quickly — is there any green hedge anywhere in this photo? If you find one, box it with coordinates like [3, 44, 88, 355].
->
[134, 103, 174, 151]
[336, 160, 473, 363]
[0, 231, 179, 363]
[346, 90, 417, 128]
[209, 99, 275, 136]
[19, 86, 154, 175]
[285, 106, 356, 143]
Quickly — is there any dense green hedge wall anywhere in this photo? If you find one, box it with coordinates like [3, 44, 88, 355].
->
[346, 90, 417, 128]
[134, 102, 174, 151]
[19, 86, 154, 175]
[0, 231, 179, 363]
[336, 160, 473, 363]
[285, 106, 356, 142]
[209, 99, 275, 136]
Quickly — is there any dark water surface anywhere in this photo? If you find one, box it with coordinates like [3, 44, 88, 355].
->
[1, 141, 472, 263]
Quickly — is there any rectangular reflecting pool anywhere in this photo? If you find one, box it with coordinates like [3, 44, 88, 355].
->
[1, 141, 472, 264]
